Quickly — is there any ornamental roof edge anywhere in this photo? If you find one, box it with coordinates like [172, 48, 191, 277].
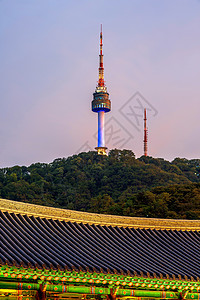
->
[0, 198, 200, 231]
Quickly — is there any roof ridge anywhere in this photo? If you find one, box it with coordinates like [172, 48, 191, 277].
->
[0, 198, 200, 230]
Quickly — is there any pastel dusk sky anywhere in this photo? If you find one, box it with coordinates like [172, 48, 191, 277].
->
[0, 0, 200, 167]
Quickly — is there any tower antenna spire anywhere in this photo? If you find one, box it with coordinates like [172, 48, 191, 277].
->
[144, 108, 148, 157]
[100, 24, 103, 55]
[98, 24, 104, 87]
[91, 26, 111, 155]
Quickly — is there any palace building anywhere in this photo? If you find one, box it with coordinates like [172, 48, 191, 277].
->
[1, 199, 200, 300]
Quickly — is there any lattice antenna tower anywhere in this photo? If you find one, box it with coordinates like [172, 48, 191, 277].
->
[144, 108, 148, 157]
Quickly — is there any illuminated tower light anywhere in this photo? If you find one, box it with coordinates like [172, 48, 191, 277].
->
[92, 25, 111, 155]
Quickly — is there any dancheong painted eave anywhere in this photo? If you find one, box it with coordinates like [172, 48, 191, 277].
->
[1, 198, 200, 281]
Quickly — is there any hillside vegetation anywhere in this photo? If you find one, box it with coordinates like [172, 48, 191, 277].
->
[0, 149, 200, 219]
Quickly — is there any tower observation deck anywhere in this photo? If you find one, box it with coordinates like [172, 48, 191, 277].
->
[92, 25, 111, 155]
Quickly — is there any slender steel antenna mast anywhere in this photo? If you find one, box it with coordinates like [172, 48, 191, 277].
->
[144, 108, 148, 157]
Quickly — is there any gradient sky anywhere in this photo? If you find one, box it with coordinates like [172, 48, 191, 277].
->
[0, 0, 200, 167]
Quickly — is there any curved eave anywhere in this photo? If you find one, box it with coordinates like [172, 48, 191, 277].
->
[0, 198, 200, 231]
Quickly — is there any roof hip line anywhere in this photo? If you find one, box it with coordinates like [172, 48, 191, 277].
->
[0, 199, 200, 231]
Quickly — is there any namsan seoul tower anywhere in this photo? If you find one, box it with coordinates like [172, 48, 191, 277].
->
[92, 25, 111, 155]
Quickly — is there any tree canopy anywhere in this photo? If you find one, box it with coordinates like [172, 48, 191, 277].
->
[0, 149, 200, 219]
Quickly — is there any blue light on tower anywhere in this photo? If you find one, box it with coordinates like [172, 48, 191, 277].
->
[91, 25, 111, 155]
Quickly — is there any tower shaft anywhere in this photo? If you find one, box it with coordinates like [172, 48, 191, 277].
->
[98, 111, 105, 148]
[144, 108, 148, 157]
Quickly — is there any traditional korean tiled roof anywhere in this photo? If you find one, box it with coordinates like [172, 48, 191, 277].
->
[1, 199, 200, 279]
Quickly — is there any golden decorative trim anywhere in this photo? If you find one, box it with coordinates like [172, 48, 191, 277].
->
[0, 198, 200, 231]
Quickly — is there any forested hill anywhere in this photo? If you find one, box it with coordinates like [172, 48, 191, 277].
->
[0, 149, 200, 219]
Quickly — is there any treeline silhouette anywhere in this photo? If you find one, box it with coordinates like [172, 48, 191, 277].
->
[0, 149, 200, 219]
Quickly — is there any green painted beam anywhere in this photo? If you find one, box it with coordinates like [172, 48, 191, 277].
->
[1, 265, 199, 292]
[0, 282, 200, 299]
